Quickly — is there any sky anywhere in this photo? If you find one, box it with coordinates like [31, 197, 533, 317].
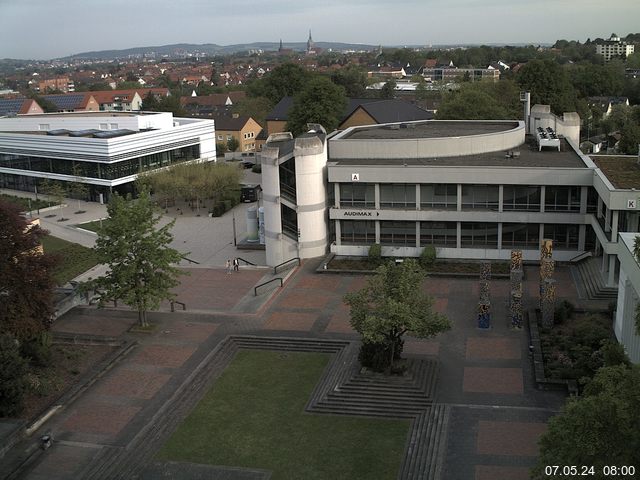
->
[0, 0, 639, 60]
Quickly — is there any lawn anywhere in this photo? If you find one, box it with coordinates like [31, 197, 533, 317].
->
[76, 220, 103, 232]
[157, 350, 410, 480]
[0, 193, 53, 212]
[41, 235, 100, 285]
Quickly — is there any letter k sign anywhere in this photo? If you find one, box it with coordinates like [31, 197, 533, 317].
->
[351, 173, 360, 181]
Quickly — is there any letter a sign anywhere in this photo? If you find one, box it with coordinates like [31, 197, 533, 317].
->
[351, 173, 360, 182]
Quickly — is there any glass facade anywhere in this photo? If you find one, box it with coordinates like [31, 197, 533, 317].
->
[461, 185, 499, 210]
[340, 183, 375, 208]
[278, 157, 296, 202]
[380, 184, 416, 209]
[340, 220, 376, 245]
[544, 224, 579, 249]
[0, 144, 200, 181]
[461, 222, 499, 247]
[420, 184, 457, 210]
[503, 186, 541, 211]
[380, 221, 416, 246]
[281, 204, 298, 240]
[420, 221, 457, 247]
[545, 186, 581, 212]
[502, 223, 539, 248]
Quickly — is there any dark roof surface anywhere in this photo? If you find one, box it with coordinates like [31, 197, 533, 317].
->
[42, 94, 87, 110]
[213, 115, 251, 130]
[592, 155, 640, 189]
[0, 98, 27, 116]
[343, 121, 517, 140]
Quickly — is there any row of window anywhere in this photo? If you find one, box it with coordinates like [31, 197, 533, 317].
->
[338, 184, 592, 212]
[0, 145, 200, 180]
[340, 220, 580, 249]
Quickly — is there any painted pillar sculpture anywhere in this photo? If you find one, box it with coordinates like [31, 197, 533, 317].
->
[477, 262, 491, 329]
[539, 239, 554, 309]
[509, 250, 524, 328]
[541, 278, 556, 328]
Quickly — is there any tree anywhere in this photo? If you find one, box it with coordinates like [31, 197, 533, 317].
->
[0, 200, 56, 340]
[618, 122, 640, 154]
[517, 59, 579, 115]
[331, 65, 368, 97]
[46, 181, 68, 220]
[380, 79, 397, 99]
[227, 136, 240, 152]
[436, 80, 521, 120]
[0, 334, 29, 417]
[141, 91, 159, 111]
[247, 63, 309, 104]
[533, 365, 640, 479]
[216, 142, 228, 156]
[286, 76, 347, 136]
[90, 191, 185, 327]
[69, 165, 89, 213]
[233, 96, 272, 127]
[344, 259, 451, 371]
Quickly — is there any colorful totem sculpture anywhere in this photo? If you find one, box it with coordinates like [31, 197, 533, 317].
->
[510, 250, 524, 328]
[541, 278, 556, 327]
[477, 262, 491, 329]
[539, 239, 554, 309]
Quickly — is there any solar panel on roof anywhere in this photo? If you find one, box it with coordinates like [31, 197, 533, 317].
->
[0, 98, 25, 116]
[43, 94, 84, 110]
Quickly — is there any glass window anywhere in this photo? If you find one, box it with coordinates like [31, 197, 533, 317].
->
[461, 185, 498, 210]
[380, 221, 416, 246]
[281, 204, 298, 240]
[545, 186, 580, 212]
[503, 186, 541, 211]
[544, 224, 579, 249]
[502, 223, 539, 248]
[587, 187, 598, 214]
[340, 183, 375, 208]
[421, 184, 457, 209]
[461, 222, 499, 247]
[420, 221, 457, 247]
[380, 184, 416, 209]
[340, 220, 376, 245]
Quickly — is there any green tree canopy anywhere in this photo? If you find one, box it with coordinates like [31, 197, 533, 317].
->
[90, 191, 185, 327]
[344, 259, 451, 369]
[436, 80, 521, 120]
[379, 79, 397, 99]
[247, 63, 310, 104]
[517, 59, 579, 114]
[533, 364, 640, 479]
[331, 65, 369, 98]
[286, 76, 347, 135]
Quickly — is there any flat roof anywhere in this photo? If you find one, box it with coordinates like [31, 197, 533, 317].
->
[342, 121, 519, 140]
[592, 155, 640, 189]
[330, 136, 587, 168]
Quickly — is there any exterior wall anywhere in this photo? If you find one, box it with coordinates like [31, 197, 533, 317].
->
[240, 118, 262, 152]
[0, 112, 175, 132]
[615, 233, 640, 363]
[339, 108, 377, 130]
[84, 96, 100, 111]
[260, 144, 287, 266]
[22, 100, 44, 115]
[528, 105, 580, 146]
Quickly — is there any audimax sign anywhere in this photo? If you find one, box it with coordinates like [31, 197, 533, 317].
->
[341, 210, 380, 217]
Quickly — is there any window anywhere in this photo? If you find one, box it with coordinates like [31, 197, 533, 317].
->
[380, 184, 416, 208]
[38, 124, 50, 131]
[421, 184, 456, 209]
[281, 204, 298, 240]
[420, 221, 456, 246]
[110, 123, 118, 130]
[217, 135, 223, 141]
[461, 185, 499, 210]
[502, 223, 539, 248]
[461, 222, 499, 247]
[99, 123, 108, 130]
[503, 186, 541, 211]
[380, 221, 416, 246]
[226, 135, 232, 141]
[545, 186, 580, 212]
[340, 183, 375, 208]
[341, 220, 376, 245]
[544, 224, 579, 249]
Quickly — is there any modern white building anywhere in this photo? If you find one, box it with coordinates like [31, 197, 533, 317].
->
[615, 233, 640, 363]
[595, 33, 635, 62]
[0, 111, 216, 200]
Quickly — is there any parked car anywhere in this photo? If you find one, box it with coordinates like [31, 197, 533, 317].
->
[240, 184, 261, 202]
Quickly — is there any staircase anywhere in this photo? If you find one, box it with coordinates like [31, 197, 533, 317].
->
[575, 257, 618, 300]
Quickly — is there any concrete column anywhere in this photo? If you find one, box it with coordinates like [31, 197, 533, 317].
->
[415, 184, 421, 211]
[334, 183, 340, 208]
[539, 224, 545, 246]
[597, 196, 603, 219]
[540, 185, 545, 213]
[611, 210, 619, 240]
[375, 220, 380, 244]
[608, 254, 616, 287]
[602, 252, 608, 275]
[498, 185, 504, 213]
[335, 220, 341, 246]
[578, 224, 586, 251]
[374, 183, 380, 210]
[456, 221, 462, 249]
[416, 221, 420, 248]
[630, 212, 639, 232]
[605, 207, 611, 233]
[580, 186, 588, 214]
[457, 184, 462, 212]
[497, 223, 503, 250]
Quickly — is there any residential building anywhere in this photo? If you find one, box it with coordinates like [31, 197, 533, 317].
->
[0, 98, 44, 116]
[0, 111, 216, 201]
[595, 33, 635, 62]
[587, 96, 630, 117]
[213, 115, 262, 152]
[37, 77, 74, 93]
[41, 93, 100, 112]
[419, 66, 500, 82]
[181, 92, 247, 117]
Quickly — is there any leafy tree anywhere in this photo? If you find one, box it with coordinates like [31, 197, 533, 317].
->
[46, 181, 68, 220]
[227, 136, 240, 152]
[141, 91, 160, 111]
[90, 191, 185, 327]
[517, 59, 579, 115]
[533, 365, 640, 479]
[437, 80, 520, 120]
[233, 96, 272, 127]
[216, 142, 228, 155]
[344, 259, 451, 370]
[0, 200, 56, 341]
[380, 79, 397, 99]
[0, 334, 29, 417]
[331, 65, 368, 97]
[618, 122, 640, 154]
[247, 63, 309, 104]
[69, 165, 89, 213]
[286, 76, 347, 135]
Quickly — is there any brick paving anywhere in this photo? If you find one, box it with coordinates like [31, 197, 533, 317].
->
[12, 262, 589, 480]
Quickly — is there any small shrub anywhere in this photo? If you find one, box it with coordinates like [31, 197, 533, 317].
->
[554, 300, 575, 324]
[358, 338, 404, 373]
[599, 340, 630, 367]
[368, 243, 382, 268]
[0, 335, 29, 417]
[419, 245, 436, 269]
[21, 332, 53, 367]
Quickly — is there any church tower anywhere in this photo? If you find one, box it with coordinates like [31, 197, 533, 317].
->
[306, 29, 315, 55]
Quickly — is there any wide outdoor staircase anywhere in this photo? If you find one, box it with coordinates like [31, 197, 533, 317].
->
[575, 257, 618, 300]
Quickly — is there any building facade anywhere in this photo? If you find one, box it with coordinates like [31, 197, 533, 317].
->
[0, 111, 216, 201]
[595, 34, 635, 62]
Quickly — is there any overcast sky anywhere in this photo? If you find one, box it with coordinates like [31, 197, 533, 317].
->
[1, 0, 639, 60]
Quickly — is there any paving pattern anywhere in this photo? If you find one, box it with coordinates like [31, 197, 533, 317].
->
[5, 262, 588, 480]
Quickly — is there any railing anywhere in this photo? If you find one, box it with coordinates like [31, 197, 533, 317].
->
[254, 278, 283, 296]
[236, 257, 256, 266]
[568, 251, 593, 263]
[181, 255, 200, 264]
[274, 257, 300, 274]
[170, 300, 186, 312]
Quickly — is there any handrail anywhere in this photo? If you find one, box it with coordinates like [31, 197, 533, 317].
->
[181, 255, 200, 264]
[170, 300, 186, 312]
[236, 257, 256, 266]
[568, 251, 592, 263]
[273, 257, 300, 274]
[254, 277, 283, 296]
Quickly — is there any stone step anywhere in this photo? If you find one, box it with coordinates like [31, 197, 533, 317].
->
[335, 385, 433, 399]
[309, 404, 419, 418]
[323, 394, 431, 410]
[576, 259, 617, 300]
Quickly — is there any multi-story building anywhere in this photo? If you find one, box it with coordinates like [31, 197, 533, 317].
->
[41, 93, 100, 112]
[37, 77, 74, 93]
[213, 115, 262, 152]
[420, 67, 500, 82]
[595, 33, 635, 62]
[0, 111, 215, 201]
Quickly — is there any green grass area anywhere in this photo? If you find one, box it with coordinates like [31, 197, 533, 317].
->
[41, 235, 99, 285]
[0, 193, 53, 212]
[76, 220, 103, 233]
[158, 350, 410, 480]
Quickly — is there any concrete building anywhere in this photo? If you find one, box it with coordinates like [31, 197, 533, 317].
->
[596, 33, 635, 62]
[0, 111, 216, 201]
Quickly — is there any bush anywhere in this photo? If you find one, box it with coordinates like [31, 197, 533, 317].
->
[358, 339, 404, 373]
[419, 245, 436, 269]
[21, 332, 53, 367]
[554, 300, 575, 324]
[0, 335, 29, 417]
[599, 340, 630, 367]
[368, 243, 382, 268]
